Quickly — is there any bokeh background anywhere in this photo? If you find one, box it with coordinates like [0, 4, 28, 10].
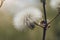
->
[0, 0, 60, 40]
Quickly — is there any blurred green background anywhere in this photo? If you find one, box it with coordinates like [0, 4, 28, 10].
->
[0, 0, 60, 40]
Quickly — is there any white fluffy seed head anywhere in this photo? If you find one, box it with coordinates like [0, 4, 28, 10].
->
[13, 7, 42, 31]
[50, 0, 60, 9]
[0, 0, 42, 31]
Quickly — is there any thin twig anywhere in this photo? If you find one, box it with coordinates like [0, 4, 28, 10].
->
[48, 7, 60, 25]
[48, 13, 60, 25]
[34, 22, 44, 28]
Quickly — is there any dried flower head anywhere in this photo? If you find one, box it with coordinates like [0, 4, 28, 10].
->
[0, 0, 42, 31]
[13, 7, 42, 31]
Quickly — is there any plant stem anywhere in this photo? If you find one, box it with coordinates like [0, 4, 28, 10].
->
[42, 0, 47, 40]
